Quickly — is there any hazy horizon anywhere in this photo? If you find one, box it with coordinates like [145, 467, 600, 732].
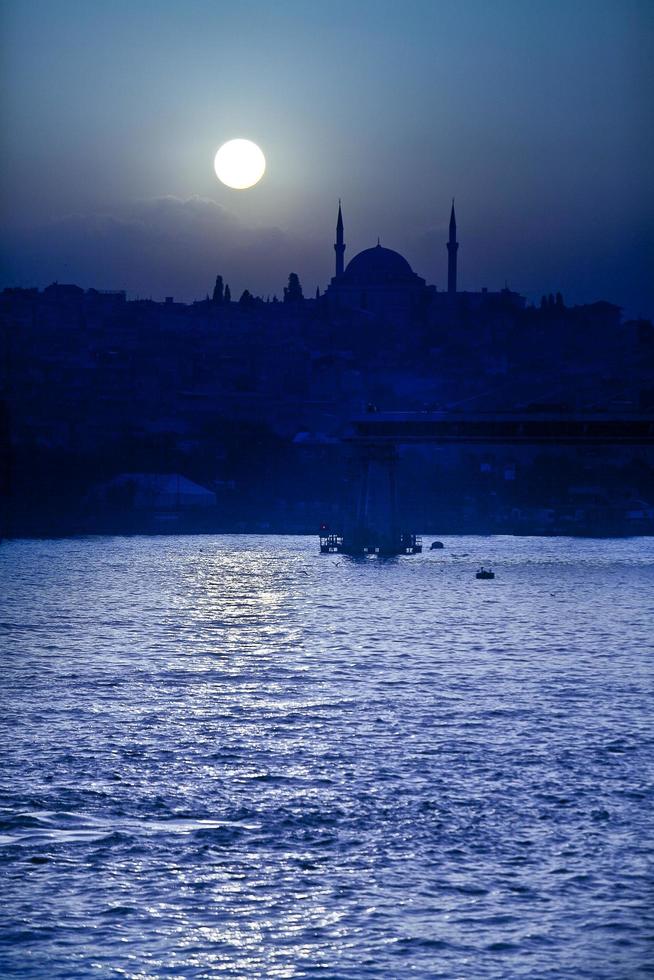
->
[2, 0, 653, 316]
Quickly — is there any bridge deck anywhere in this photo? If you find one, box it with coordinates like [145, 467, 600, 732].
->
[346, 413, 654, 446]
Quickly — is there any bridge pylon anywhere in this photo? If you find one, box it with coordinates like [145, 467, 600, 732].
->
[320, 440, 421, 556]
[351, 441, 399, 553]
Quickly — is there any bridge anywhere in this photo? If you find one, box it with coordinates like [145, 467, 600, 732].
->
[346, 412, 654, 447]
[320, 412, 654, 556]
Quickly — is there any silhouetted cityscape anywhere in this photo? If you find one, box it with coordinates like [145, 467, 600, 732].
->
[1, 203, 653, 538]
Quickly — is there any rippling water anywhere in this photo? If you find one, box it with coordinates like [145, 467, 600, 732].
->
[1, 535, 653, 978]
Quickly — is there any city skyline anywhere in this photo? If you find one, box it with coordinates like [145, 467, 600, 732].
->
[1, 0, 652, 317]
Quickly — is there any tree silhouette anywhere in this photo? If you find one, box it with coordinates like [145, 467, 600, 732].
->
[224, 284, 231, 303]
[283, 272, 304, 304]
[212, 275, 224, 304]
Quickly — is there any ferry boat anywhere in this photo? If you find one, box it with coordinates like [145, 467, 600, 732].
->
[319, 524, 422, 556]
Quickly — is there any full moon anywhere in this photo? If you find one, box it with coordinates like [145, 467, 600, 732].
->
[213, 139, 266, 189]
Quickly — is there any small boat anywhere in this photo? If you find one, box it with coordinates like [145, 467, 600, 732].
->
[430, 540, 444, 550]
[476, 567, 495, 580]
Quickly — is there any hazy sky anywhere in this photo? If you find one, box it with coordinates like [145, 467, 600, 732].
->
[2, 0, 652, 315]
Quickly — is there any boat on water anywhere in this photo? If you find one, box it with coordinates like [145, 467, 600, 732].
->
[319, 524, 422, 556]
[476, 567, 495, 579]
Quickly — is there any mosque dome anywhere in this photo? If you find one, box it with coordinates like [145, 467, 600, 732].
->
[343, 244, 415, 282]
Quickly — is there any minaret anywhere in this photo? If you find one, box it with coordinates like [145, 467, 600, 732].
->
[447, 199, 458, 294]
[334, 200, 345, 277]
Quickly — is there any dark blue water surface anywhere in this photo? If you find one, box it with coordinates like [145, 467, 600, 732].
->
[1, 535, 653, 979]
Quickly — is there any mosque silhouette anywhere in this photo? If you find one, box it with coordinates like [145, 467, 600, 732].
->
[323, 201, 520, 324]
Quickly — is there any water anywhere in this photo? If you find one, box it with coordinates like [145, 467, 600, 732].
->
[1, 535, 653, 979]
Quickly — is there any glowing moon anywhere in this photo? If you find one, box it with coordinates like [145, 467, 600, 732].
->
[213, 139, 266, 189]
